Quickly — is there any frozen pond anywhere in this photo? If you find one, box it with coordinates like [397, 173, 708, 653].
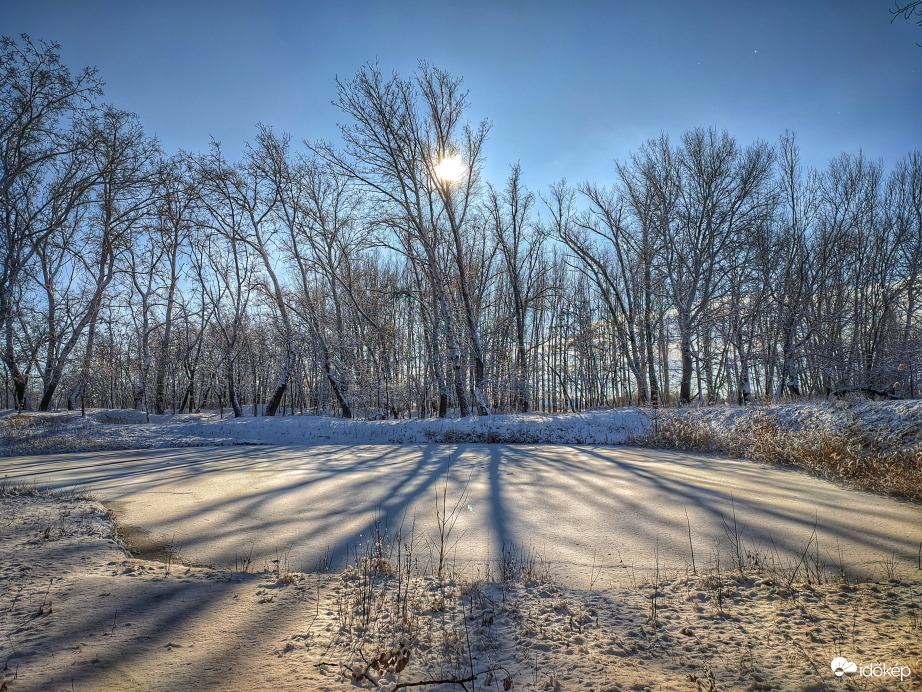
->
[3, 444, 920, 586]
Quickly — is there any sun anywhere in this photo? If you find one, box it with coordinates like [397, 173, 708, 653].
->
[433, 155, 465, 182]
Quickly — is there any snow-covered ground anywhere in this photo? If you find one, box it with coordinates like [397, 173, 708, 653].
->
[2, 402, 921, 690]
[2, 488, 919, 691]
[0, 406, 650, 455]
[3, 441, 921, 587]
[2, 399, 920, 456]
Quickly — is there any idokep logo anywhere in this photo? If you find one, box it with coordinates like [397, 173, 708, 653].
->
[831, 657, 857, 677]
[831, 657, 912, 682]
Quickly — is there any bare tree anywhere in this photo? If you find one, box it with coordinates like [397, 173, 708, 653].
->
[149, 157, 197, 414]
[616, 135, 680, 405]
[487, 163, 547, 412]
[191, 216, 252, 417]
[194, 139, 295, 416]
[550, 180, 649, 403]
[6, 38, 922, 412]
[889, 151, 922, 396]
[0, 35, 103, 409]
[255, 128, 358, 418]
[36, 108, 157, 410]
[314, 62, 489, 416]
[420, 65, 492, 415]
[764, 132, 818, 399]
[662, 128, 774, 404]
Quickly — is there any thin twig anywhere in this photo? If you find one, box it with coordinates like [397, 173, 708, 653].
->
[391, 670, 492, 690]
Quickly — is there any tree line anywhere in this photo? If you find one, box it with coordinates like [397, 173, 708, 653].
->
[3, 35, 920, 417]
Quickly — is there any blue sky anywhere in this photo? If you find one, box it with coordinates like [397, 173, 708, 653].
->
[5, 0, 921, 192]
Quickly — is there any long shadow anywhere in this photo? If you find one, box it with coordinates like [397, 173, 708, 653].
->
[2, 443, 476, 689]
[487, 444, 512, 558]
[2, 444, 422, 497]
[554, 444, 922, 568]
[5, 442, 920, 582]
[6, 440, 922, 690]
[311, 444, 481, 572]
[85, 444, 472, 574]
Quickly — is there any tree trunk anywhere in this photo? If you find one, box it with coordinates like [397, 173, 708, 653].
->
[265, 348, 294, 416]
[38, 368, 63, 411]
[154, 307, 174, 414]
[227, 356, 243, 418]
[738, 354, 752, 405]
[8, 367, 31, 412]
[3, 307, 32, 411]
[679, 320, 694, 405]
[514, 337, 530, 413]
[320, 338, 352, 419]
[774, 323, 801, 400]
[448, 329, 469, 418]
[643, 268, 660, 407]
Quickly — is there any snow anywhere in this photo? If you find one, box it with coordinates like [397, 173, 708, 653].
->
[1, 406, 651, 454]
[3, 440, 920, 588]
[2, 489, 920, 691]
[4, 399, 920, 457]
[1, 402, 921, 690]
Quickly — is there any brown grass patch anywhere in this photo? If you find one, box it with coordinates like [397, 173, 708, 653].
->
[637, 407, 922, 501]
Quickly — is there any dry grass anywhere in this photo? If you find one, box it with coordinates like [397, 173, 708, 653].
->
[0, 478, 94, 501]
[309, 501, 922, 691]
[312, 463, 553, 690]
[424, 427, 547, 444]
[636, 405, 922, 502]
[0, 412, 127, 457]
[0, 478, 40, 496]
[319, 526, 554, 690]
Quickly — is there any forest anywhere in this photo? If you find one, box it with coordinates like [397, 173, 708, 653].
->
[3, 35, 921, 418]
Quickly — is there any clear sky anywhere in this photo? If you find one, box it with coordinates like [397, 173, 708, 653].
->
[4, 0, 921, 192]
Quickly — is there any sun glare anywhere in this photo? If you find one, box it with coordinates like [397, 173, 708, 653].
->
[433, 155, 465, 182]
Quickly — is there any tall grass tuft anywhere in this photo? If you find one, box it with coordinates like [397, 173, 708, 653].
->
[635, 405, 922, 501]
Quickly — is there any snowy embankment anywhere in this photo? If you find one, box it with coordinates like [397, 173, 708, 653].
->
[0, 406, 650, 454]
[642, 399, 922, 451]
[637, 400, 922, 501]
[3, 400, 920, 500]
[3, 398, 921, 453]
